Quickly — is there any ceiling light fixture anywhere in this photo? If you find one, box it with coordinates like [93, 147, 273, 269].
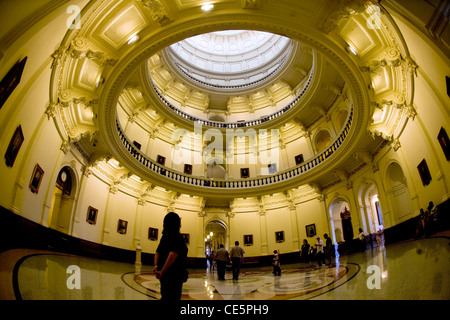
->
[347, 45, 358, 56]
[128, 34, 140, 45]
[201, 3, 214, 11]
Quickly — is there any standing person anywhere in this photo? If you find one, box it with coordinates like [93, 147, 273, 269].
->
[301, 239, 311, 265]
[324, 233, 333, 265]
[230, 241, 245, 281]
[153, 212, 188, 301]
[358, 228, 366, 252]
[214, 244, 229, 280]
[272, 250, 281, 276]
[314, 236, 325, 267]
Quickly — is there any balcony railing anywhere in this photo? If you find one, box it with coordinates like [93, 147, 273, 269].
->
[148, 61, 315, 129]
[116, 108, 353, 189]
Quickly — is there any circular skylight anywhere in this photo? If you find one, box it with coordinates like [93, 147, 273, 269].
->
[165, 30, 293, 88]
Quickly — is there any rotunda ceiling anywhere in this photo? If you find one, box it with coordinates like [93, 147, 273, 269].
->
[51, 0, 413, 200]
[166, 30, 292, 88]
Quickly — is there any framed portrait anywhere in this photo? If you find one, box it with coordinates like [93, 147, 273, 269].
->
[157, 155, 166, 166]
[181, 233, 190, 244]
[306, 224, 316, 238]
[148, 227, 158, 241]
[417, 159, 432, 186]
[438, 127, 450, 161]
[295, 154, 304, 165]
[240, 168, 249, 178]
[5, 125, 24, 167]
[86, 206, 98, 225]
[275, 231, 285, 243]
[184, 164, 192, 175]
[0, 57, 27, 109]
[117, 219, 128, 234]
[244, 234, 253, 246]
[29, 164, 44, 193]
[133, 140, 142, 150]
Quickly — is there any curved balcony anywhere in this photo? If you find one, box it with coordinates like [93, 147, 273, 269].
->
[172, 53, 289, 91]
[115, 108, 353, 190]
[148, 61, 315, 129]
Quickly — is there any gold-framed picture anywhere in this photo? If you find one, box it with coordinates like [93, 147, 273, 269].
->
[29, 163, 44, 193]
[5, 125, 24, 167]
[244, 234, 253, 246]
[86, 206, 98, 225]
[275, 231, 285, 243]
[148, 227, 158, 241]
[117, 219, 128, 234]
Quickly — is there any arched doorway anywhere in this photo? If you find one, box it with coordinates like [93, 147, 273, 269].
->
[385, 162, 413, 223]
[205, 220, 227, 255]
[329, 198, 351, 244]
[47, 166, 77, 234]
[358, 182, 384, 234]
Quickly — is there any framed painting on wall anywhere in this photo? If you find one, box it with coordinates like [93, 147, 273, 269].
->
[86, 206, 98, 225]
[29, 163, 44, 193]
[0, 57, 27, 109]
[240, 168, 249, 178]
[438, 127, 450, 161]
[181, 233, 190, 244]
[133, 141, 142, 150]
[117, 219, 128, 234]
[184, 164, 192, 175]
[244, 234, 253, 246]
[417, 159, 432, 186]
[148, 227, 158, 241]
[275, 231, 285, 243]
[4, 125, 24, 167]
[157, 155, 166, 166]
[306, 224, 316, 238]
[295, 154, 304, 165]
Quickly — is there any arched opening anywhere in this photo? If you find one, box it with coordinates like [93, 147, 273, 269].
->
[329, 198, 351, 244]
[385, 162, 413, 223]
[47, 166, 77, 234]
[335, 109, 348, 131]
[314, 129, 332, 153]
[358, 182, 384, 234]
[205, 220, 228, 255]
[209, 115, 225, 122]
[206, 162, 227, 179]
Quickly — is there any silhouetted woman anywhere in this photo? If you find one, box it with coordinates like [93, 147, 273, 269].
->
[153, 212, 188, 301]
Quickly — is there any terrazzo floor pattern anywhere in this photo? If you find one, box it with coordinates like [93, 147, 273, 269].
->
[1, 236, 449, 300]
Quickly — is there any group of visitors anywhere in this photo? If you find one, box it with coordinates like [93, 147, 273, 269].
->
[300, 234, 334, 267]
[415, 201, 440, 238]
[213, 241, 246, 281]
[153, 202, 443, 302]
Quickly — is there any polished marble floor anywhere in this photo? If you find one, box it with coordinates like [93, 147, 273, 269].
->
[0, 235, 449, 300]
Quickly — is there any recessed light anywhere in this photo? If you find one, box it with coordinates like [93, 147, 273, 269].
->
[128, 34, 140, 45]
[348, 45, 357, 55]
[201, 3, 214, 11]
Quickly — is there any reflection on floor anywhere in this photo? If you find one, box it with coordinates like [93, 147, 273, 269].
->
[1, 236, 449, 300]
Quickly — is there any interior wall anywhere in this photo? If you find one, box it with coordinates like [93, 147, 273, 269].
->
[0, 1, 449, 260]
